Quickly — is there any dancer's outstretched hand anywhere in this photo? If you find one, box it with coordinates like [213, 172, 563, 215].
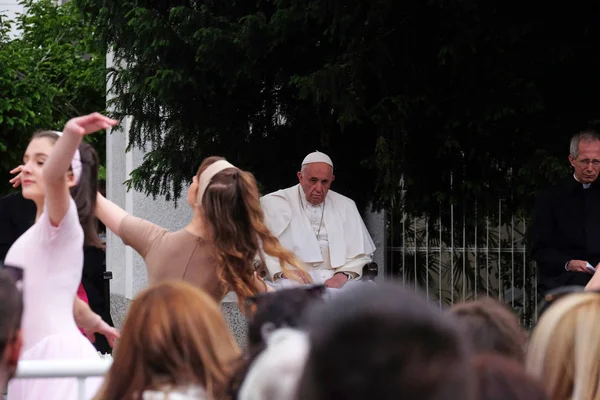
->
[85, 319, 120, 348]
[9, 165, 23, 188]
[75, 298, 120, 347]
[63, 112, 118, 136]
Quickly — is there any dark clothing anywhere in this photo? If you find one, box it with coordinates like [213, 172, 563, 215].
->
[81, 246, 113, 354]
[0, 192, 114, 353]
[0, 192, 36, 261]
[531, 176, 600, 291]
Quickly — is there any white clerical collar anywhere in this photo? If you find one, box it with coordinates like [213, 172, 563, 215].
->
[574, 174, 591, 189]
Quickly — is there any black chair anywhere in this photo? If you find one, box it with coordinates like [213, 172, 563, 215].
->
[360, 262, 379, 281]
[103, 270, 113, 320]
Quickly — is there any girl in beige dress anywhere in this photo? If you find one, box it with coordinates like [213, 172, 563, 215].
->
[96, 156, 309, 308]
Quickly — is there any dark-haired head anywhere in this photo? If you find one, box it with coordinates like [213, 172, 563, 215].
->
[227, 285, 325, 398]
[23, 131, 102, 248]
[71, 141, 102, 248]
[0, 266, 24, 386]
[297, 283, 476, 400]
[245, 284, 325, 350]
[186, 156, 305, 310]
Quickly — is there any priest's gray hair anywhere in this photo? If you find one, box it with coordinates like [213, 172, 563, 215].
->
[570, 129, 600, 159]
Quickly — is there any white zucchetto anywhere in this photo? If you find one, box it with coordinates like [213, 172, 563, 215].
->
[301, 151, 333, 168]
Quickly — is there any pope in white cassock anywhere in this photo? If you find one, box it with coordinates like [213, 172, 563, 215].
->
[260, 151, 376, 289]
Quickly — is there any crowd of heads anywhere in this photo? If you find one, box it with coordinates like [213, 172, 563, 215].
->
[0, 277, 579, 399]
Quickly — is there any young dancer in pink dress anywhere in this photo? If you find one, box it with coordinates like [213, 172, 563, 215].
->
[5, 113, 119, 400]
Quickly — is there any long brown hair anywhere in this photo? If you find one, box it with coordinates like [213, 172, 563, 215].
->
[197, 156, 305, 309]
[31, 131, 103, 248]
[93, 281, 240, 400]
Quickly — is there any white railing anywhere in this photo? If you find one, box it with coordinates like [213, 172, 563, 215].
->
[388, 199, 538, 326]
[13, 359, 112, 400]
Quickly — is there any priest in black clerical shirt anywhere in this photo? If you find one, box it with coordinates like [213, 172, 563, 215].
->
[531, 130, 600, 292]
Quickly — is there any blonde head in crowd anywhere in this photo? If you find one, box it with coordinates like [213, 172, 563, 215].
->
[94, 282, 240, 400]
[188, 156, 307, 310]
[526, 292, 600, 400]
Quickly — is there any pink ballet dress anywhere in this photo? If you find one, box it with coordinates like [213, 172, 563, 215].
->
[5, 199, 103, 400]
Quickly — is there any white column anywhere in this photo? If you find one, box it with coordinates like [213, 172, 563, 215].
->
[106, 50, 196, 300]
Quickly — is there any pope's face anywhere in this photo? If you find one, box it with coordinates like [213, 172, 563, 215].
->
[297, 162, 335, 206]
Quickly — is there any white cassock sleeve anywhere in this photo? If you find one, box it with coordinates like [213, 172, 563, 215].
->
[334, 254, 373, 279]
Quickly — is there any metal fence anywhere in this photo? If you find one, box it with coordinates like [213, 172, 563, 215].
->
[13, 359, 112, 400]
[386, 199, 539, 327]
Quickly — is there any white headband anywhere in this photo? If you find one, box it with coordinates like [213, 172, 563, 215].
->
[53, 131, 82, 184]
[197, 159, 237, 204]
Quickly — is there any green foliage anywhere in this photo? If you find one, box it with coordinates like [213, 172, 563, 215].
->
[74, 1, 600, 315]
[75, 0, 597, 221]
[0, 0, 106, 196]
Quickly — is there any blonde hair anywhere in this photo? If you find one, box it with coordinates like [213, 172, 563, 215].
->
[93, 282, 241, 400]
[526, 292, 600, 400]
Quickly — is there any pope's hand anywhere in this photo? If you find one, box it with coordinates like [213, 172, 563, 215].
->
[325, 273, 348, 289]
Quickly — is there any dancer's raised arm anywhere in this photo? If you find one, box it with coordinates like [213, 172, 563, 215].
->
[43, 113, 117, 226]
